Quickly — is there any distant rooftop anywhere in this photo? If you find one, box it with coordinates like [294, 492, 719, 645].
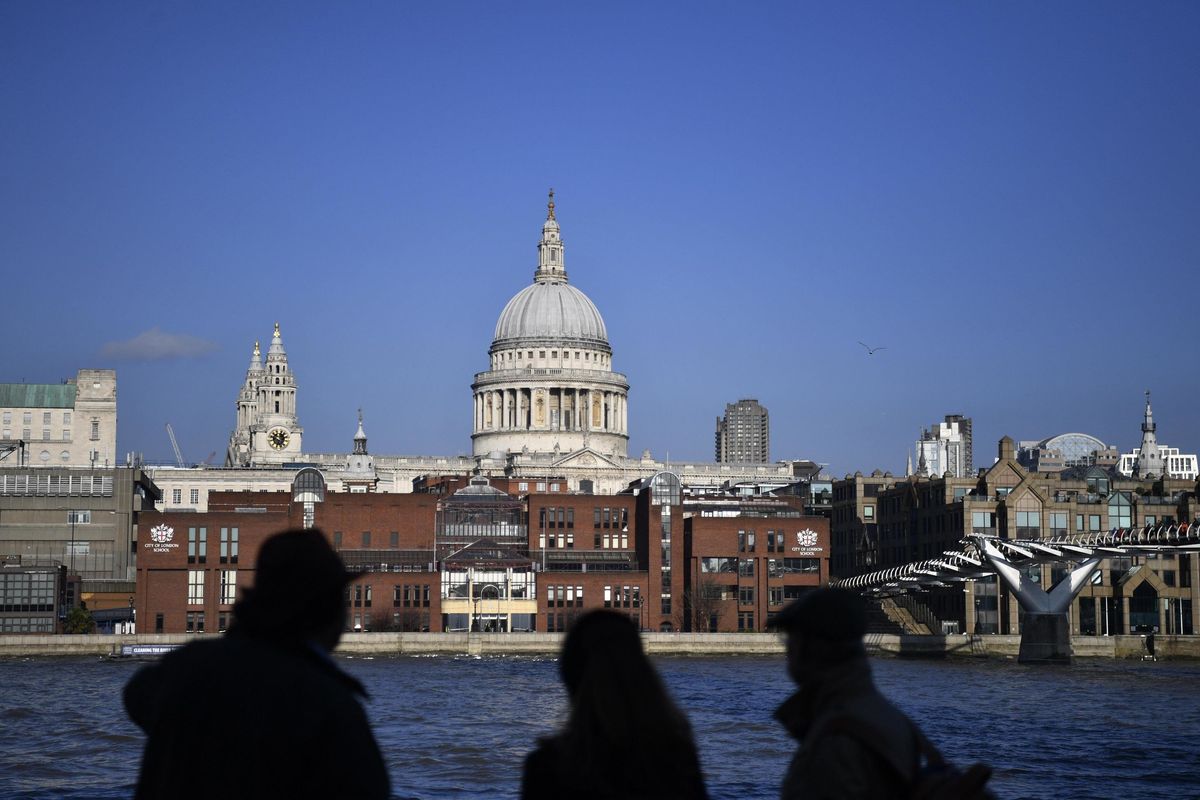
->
[0, 383, 77, 409]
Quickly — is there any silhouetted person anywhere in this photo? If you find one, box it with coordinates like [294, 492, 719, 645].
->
[522, 610, 708, 800]
[124, 528, 389, 800]
[772, 588, 918, 800]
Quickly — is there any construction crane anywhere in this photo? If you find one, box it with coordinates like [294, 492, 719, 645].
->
[165, 423, 186, 467]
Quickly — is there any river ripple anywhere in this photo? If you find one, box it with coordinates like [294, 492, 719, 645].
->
[1, 653, 1198, 799]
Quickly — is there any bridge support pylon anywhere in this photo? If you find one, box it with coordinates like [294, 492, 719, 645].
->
[975, 537, 1102, 664]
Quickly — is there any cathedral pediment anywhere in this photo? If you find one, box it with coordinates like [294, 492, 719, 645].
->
[550, 447, 624, 470]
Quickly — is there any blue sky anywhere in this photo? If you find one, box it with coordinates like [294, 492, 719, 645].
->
[2, 2, 1197, 474]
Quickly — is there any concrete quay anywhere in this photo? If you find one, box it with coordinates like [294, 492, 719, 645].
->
[1, 632, 1198, 659]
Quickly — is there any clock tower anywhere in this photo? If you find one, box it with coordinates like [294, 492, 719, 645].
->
[226, 323, 303, 466]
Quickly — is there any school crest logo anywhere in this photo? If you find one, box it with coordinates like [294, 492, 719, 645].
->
[796, 529, 819, 548]
[150, 524, 174, 544]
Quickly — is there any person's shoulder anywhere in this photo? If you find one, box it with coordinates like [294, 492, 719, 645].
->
[521, 737, 567, 800]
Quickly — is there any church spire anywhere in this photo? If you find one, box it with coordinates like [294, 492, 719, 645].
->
[534, 189, 568, 284]
[1136, 389, 1161, 478]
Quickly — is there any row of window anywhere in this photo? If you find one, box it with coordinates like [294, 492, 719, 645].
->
[516, 482, 563, 493]
[170, 488, 202, 505]
[2, 411, 69, 425]
[699, 557, 821, 576]
[186, 570, 237, 605]
[0, 616, 55, 633]
[332, 531, 401, 548]
[1, 427, 74, 441]
[187, 528, 239, 564]
[495, 350, 610, 366]
[395, 584, 432, 608]
[348, 584, 373, 608]
[603, 585, 641, 608]
[969, 511, 1160, 534]
[546, 584, 583, 608]
[737, 530, 788, 553]
[0, 473, 113, 496]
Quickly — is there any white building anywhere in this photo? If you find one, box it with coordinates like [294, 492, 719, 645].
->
[0, 369, 117, 468]
[911, 414, 972, 478]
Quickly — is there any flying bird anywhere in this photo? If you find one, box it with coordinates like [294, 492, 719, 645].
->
[858, 341, 887, 355]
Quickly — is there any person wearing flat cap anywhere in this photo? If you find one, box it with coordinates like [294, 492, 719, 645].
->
[124, 528, 390, 800]
[771, 588, 919, 800]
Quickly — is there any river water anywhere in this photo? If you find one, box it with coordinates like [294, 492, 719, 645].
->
[1, 652, 1197, 799]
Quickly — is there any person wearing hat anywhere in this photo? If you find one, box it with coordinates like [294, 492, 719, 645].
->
[124, 528, 390, 800]
[771, 587, 918, 800]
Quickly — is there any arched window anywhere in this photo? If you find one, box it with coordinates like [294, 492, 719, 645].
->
[292, 468, 325, 503]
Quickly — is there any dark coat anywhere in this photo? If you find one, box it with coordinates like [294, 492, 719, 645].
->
[124, 628, 390, 800]
[775, 657, 917, 800]
[522, 734, 708, 800]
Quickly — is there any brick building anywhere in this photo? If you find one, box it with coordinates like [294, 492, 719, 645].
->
[136, 469, 831, 635]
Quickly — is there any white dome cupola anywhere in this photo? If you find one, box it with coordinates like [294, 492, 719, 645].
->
[472, 192, 629, 461]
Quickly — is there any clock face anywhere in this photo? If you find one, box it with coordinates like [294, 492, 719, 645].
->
[268, 428, 290, 450]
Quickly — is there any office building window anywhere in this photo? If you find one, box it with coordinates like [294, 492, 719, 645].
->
[172, 488, 181, 505]
[63, 412, 71, 425]
[362, 531, 371, 547]
[738, 611, 755, 631]
[90, 420, 99, 440]
[219, 527, 239, 564]
[1015, 511, 1040, 538]
[389, 531, 399, 548]
[739, 586, 755, 605]
[187, 527, 206, 564]
[154, 613, 164, 633]
[220, 570, 237, 605]
[186, 612, 205, 633]
[189, 488, 199, 505]
[187, 570, 204, 604]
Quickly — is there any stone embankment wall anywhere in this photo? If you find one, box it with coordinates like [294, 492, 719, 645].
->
[1, 633, 1197, 659]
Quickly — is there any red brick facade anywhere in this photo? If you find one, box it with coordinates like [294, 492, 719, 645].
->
[135, 479, 829, 634]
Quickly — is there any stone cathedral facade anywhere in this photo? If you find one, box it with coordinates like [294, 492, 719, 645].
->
[153, 196, 792, 511]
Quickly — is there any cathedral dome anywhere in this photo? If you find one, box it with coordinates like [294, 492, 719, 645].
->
[492, 281, 609, 351]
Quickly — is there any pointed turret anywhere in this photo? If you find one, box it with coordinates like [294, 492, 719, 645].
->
[268, 322, 286, 356]
[534, 188, 568, 284]
[353, 409, 368, 456]
[343, 409, 377, 491]
[248, 341, 263, 373]
[1136, 390, 1161, 478]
